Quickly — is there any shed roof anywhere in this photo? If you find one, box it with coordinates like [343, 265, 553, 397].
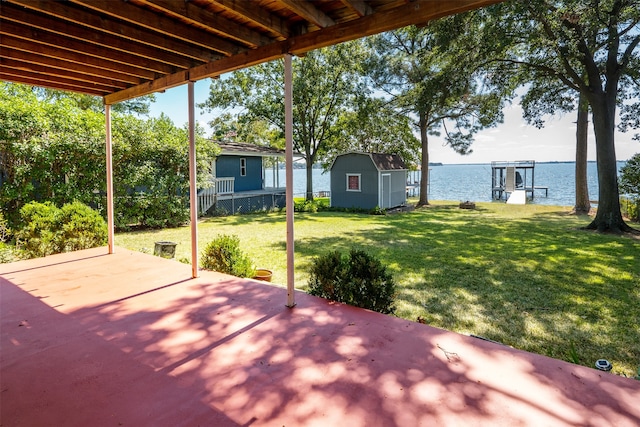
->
[0, 0, 503, 103]
[370, 153, 407, 171]
[331, 152, 407, 171]
[217, 141, 285, 157]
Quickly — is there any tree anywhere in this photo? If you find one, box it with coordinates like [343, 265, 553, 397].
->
[200, 41, 370, 200]
[481, 0, 640, 233]
[518, 79, 592, 214]
[0, 83, 217, 229]
[367, 15, 507, 206]
[37, 87, 156, 115]
[111, 113, 218, 228]
[620, 153, 640, 221]
[327, 96, 421, 169]
[620, 154, 640, 192]
[0, 82, 106, 225]
[208, 112, 283, 148]
[574, 93, 591, 214]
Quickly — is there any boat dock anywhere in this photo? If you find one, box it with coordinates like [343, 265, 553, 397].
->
[491, 160, 548, 203]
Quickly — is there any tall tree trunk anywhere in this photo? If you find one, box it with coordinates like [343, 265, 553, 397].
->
[574, 93, 591, 214]
[586, 93, 630, 232]
[417, 112, 430, 206]
[305, 160, 314, 201]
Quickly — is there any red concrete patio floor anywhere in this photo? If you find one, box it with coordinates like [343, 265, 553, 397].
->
[2, 247, 639, 426]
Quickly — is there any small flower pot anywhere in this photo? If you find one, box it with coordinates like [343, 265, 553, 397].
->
[253, 269, 273, 282]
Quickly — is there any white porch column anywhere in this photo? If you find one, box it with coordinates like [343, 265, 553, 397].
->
[188, 81, 199, 278]
[285, 54, 296, 308]
[105, 104, 115, 254]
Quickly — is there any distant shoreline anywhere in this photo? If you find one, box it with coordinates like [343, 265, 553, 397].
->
[430, 160, 626, 167]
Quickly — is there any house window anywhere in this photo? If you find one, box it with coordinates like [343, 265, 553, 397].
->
[240, 158, 247, 176]
[346, 174, 361, 192]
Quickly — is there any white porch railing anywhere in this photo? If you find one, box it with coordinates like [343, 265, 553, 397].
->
[213, 177, 235, 194]
[198, 177, 235, 214]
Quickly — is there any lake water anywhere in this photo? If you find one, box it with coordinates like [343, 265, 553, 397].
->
[266, 161, 627, 206]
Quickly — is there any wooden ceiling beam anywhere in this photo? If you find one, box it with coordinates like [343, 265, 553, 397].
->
[69, 0, 242, 56]
[0, 33, 156, 81]
[0, 19, 179, 75]
[285, 0, 504, 55]
[5, 1, 221, 64]
[0, 57, 129, 90]
[106, 0, 503, 104]
[0, 48, 141, 86]
[211, 0, 290, 40]
[138, 0, 272, 48]
[339, 0, 373, 17]
[278, 0, 336, 29]
[105, 71, 191, 105]
[0, 68, 114, 96]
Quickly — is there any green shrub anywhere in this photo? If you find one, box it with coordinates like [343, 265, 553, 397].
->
[15, 201, 106, 258]
[59, 201, 107, 251]
[0, 211, 10, 243]
[370, 206, 387, 215]
[293, 198, 330, 213]
[620, 196, 640, 222]
[15, 201, 62, 258]
[115, 195, 189, 230]
[308, 249, 397, 314]
[0, 242, 21, 263]
[620, 153, 640, 195]
[201, 234, 255, 278]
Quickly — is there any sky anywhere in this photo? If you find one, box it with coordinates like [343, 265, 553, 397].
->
[148, 79, 639, 165]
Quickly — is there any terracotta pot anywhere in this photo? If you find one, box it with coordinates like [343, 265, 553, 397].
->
[253, 269, 272, 282]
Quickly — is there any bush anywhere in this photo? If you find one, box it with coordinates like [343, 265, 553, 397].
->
[200, 234, 255, 278]
[0, 212, 10, 243]
[115, 195, 189, 230]
[308, 249, 397, 314]
[59, 201, 107, 251]
[294, 198, 330, 213]
[620, 153, 640, 196]
[621, 197, 640, 222]
[15, 201, 62, 258]
[15, 201, 106, 258]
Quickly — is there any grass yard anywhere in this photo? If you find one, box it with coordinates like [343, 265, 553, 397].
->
[116, 200, 640, 378]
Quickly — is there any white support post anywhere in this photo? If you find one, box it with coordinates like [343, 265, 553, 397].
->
[188, 81, 199, 278]
[284, 54, 296, 308]
[105, 104, 115, 254]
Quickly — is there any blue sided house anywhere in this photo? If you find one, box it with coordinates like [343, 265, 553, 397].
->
[329, 152, 407, 210]
[198, 142, 287, 215]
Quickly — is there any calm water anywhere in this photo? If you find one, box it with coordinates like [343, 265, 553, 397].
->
[266, 161, 626, 206]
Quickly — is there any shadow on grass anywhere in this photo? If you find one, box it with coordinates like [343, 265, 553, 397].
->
[294, 207, 640, 376]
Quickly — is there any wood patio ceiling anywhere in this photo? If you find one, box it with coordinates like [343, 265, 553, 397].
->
[0, 0, 502, 104]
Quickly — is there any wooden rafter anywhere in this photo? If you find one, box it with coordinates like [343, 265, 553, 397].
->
[211, 0, 290, 40]
[339, 0, 373, 17]
[278, 0, 336, 29]
[67, 0, 240, 56]
[137, 0, 272, 48]
[0, 0, 505, 99]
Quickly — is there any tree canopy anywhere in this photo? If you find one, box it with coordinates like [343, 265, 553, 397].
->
[479, 0, 640, 232]
[367, 14, 508, 206]
[200, 40, 418, 200]
[0, 82, 217, 229]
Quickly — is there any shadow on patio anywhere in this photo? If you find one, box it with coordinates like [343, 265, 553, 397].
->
[1, 247, 639, 426]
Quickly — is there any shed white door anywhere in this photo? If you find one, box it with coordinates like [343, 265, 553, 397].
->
[381, 174, 391, 209]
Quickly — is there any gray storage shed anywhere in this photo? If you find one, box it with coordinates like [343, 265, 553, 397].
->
[330, 152, 407, 210]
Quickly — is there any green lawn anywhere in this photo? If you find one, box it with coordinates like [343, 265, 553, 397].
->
[116, 201, 640, 378]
